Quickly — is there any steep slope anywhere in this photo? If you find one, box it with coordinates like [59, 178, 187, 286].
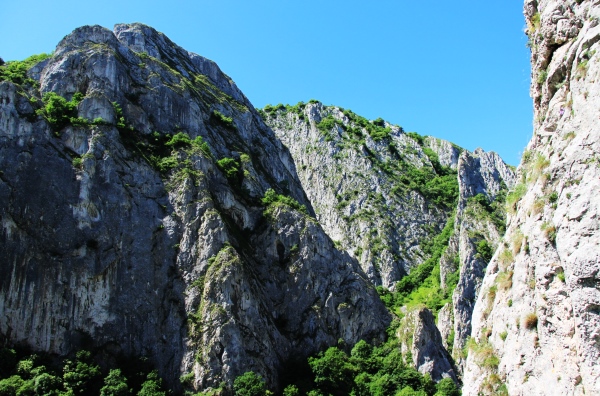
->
[0, 24, 389, 393]
[265, 103, 461, 287]
[438, 149, 516, 373]
[463, 1, 600, 394]
[264, 103, 516, 381]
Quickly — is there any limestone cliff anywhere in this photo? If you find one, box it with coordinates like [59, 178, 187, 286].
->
[265, 103, 461, 288]
[0, 24, 390, 393]
[264, 103, 516, 381]
[463, 1, 600, 394]
[438, 149, 516, 373]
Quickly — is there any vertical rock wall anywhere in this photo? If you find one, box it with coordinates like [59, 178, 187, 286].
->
[463, 1, 600, 394]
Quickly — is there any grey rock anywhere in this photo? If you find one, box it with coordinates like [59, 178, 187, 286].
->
[266, 104, 457, 287]
[398, 307, 458, 383]
[0, 23, 389, 393]
[463, 1, 600, 394]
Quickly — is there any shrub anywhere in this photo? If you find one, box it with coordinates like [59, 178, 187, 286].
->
[212, 110, 235, 129]
[100, 369, 129, 396]
[506, 183, 527, 213]
[283, 384, 300, 396]
[138, 371, 166, 396]
[261, 188, 307, 214]
[165, 132, 192, 148]
[0, 53, 51, 85]
[476, 239, 493, 262]
[216, 157, 240, 180]
[435, 377, 460, 396]
[524, 313, 538, 330]
[72, 157, 83, 169]
[36, 91, 82, 132]
[233, 372, 271, 396]
[497, 270, 513, 290]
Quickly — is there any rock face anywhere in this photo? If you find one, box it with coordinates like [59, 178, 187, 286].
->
[397, 307, 458, 383]
[438, 149, 516, 372]
[265, 103, 516, 381]
[0, 23, 390, 392]
[463, 1, 600, 394]
[265, 103, 461, 287]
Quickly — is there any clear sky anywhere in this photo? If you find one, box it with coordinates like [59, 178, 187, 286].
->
[1, 1, 532, 165]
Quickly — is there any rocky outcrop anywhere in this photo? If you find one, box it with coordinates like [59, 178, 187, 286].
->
[0, 23, 389, 393]
[438, 149, 516, 372]
[463, 1, 600, 394]
[265, 103, 517, 382]
[398, 307, 458, 383]
[265, 103, 461, 287]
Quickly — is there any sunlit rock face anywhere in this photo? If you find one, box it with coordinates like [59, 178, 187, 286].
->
[0, 23, 390, 392]
[463, 1, 600, 394]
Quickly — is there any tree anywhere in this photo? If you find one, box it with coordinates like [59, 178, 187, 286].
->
[33, 372, 61, 395]
[62, 351, 101, 395]
[308, 347, 355, 395]
[100, 369, 129, 396]
[137, 371, 165, 396]
[233, 372, 272, 396]
[282, 384, 299, 396]
[434, 378, 460, 396]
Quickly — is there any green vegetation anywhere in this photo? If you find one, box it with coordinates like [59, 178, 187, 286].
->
[475, 240, 493, 262]
[217, 157, 241, 180]
[466, 191, 507, 234]
[233, 372, 272, 396]
[36, 92, 84, 132]
[0, 53, 51, 85]
[261, 188, 308, 215]
[377, 215, 456, 316]
[244, 338, 460, 396]
[506, 183, 527, 213]
[212, 110, 235, 129]
[0, 348, 167, 396]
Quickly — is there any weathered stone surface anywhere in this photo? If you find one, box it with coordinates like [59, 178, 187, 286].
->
[438, 149, 515, 373]
[266, 104, 460, 287]
[398, 308, 458, 383]
[463, 1, 600, 394]
[0, 23, 389, 393]
[265, 101, 516, 382]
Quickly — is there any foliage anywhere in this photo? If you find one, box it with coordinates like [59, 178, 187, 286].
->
[212, 110, 235, 129]
[390, 215, 456, 314]
[406, 132, 425, 146]
[434, 378, 460, 396]
[273, 339, 442, 396]
[216, 157, 241, 181]
[137, 371, 165, 396]
[308, 347, 355, 395]
[63, 350, 102, 394]
[475, 240, 493, 262]
[100, 369, 129, 396]
[0, 53, 51, 85]
[261, 188, 308, 214]
[0, 349, 165, 396]
[506, 183, 526, 213]
[233, 372, 272, 396]
[36, 92, 84, 132]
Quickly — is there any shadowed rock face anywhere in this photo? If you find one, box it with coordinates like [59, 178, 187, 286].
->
[463, 1, 600, 395]
[0, 23, 389, 392]
[398, 307, 458, 383]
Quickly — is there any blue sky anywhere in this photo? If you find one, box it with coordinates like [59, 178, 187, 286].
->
[1, 1, 532, 165]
